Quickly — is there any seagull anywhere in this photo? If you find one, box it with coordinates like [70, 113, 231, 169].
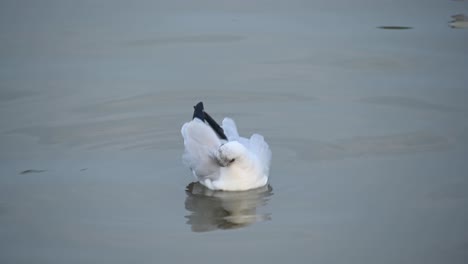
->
[181, 102, 271, 191]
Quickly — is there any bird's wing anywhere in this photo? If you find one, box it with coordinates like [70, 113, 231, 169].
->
[222, 117, 251, 148]
[181, 119, 221, 180]
[221, 118, 240, 141]
[249, 134, 272, 175]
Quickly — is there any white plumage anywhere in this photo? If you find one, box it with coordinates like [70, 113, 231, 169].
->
[181, 106, 271, 191]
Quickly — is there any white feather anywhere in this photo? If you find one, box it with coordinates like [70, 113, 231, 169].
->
[181, 117, 271, 191]
[248, 133, 272, 176]
[221, 118, 240, 140]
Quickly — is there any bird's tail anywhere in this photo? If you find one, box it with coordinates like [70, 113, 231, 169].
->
[192, 102, 227, 140]
[192, 102, 205, 121]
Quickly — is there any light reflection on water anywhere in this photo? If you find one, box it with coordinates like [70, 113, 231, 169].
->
[450, 14, 468, 28]
[184, 182, 273, 232]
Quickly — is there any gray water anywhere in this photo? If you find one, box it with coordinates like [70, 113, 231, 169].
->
[1, 1, 468, 263]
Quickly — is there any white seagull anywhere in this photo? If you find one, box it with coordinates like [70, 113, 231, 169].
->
[181, 102, 271, 191]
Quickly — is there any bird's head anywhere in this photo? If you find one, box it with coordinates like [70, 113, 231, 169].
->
[217, 141, 247, 167]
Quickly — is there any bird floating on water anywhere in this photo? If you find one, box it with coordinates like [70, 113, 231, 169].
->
[181, 102, 271, 191]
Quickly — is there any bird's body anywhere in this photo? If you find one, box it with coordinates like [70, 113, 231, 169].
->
[181, 103, 271, 191]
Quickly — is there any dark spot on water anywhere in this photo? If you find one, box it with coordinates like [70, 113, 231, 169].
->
[377, 26, 412, 30]
[452, 14, 466, 20]
[19, 169, 46, 175]
[80, 168, 88, 171]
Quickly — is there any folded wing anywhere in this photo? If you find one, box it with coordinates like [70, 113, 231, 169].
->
[221, 118, 239, 141]
[249, 134, 272, 175]
[181, 119, 222, 180]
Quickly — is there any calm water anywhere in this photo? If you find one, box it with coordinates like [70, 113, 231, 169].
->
[1, 1, 468, 263]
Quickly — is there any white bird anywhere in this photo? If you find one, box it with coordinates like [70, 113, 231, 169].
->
[181, 102, 271, 191]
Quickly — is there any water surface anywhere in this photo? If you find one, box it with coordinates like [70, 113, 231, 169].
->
[1, 0, 468, 263]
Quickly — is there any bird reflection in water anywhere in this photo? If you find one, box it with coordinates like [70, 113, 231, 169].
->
[184, 182, 273, 232]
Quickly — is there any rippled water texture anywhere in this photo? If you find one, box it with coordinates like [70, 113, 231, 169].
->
[1, 0, 468, 263]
